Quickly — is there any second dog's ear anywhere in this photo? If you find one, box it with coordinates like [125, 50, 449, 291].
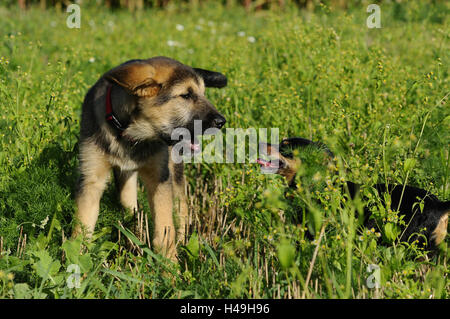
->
[193, 68, 227, 88]
[104, 60, 161, 97]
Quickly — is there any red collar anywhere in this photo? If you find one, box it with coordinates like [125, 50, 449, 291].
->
[105, 85, 127, 137]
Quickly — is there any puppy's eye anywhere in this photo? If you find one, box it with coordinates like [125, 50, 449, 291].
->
[180, 92, 192, 100]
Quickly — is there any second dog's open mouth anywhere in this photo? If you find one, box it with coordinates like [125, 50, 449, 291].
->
[256, 158, 285, 169]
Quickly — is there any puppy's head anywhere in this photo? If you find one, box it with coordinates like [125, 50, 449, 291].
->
[104, 56, 227, 147]
[257, 137, 334, 186]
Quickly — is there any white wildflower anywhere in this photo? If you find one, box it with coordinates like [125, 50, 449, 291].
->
[39, 216, 49, 229]
[167, 40, 181, 47]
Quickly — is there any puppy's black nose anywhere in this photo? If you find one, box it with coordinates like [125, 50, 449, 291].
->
[213, 115, 226, 129]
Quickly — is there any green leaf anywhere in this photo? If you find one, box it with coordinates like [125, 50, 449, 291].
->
[46, 213, 61, 242]
[35, 232, 49, 250]
[203, 241, 220, 269]
[186, 232, 200, 259]
[62, 237, 93, 273]
[31, 249, 61, 282]
[101, 269, 145, 285]
[0, 255, 29, 272]
[369, 238, 377, 252]
[384, 223, 393, 241]
[403, 158, 416, 172]
[99, 241, 118, 253]
[384, 223, 400, 242]
[333, 260, 342, 271]
[62, 237, 82, 261]
[13, 283, 32, 299]
[277, 239, 296, 269]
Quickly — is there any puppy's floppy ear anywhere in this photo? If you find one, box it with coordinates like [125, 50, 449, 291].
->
[193, 68, 227, 88]
[104, 60, 161, 97]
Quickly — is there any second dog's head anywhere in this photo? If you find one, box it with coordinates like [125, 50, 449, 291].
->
[103, 56, 227, 147]
[257, 137, 335, 187]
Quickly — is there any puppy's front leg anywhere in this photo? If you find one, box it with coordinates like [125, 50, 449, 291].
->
[113, 167, 138, 214]
[139, 163, 177, 261]
[171, 161, 189, 245]
[73, 142, 111, 238]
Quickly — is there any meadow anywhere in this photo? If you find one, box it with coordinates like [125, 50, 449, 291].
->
[0, 1, 449, 299]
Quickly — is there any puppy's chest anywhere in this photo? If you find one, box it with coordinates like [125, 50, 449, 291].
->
[104, 135, 168, 170]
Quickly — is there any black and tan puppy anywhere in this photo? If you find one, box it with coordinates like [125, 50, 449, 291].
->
[257, 137, 449, 250]
[73, 57, 227, 260]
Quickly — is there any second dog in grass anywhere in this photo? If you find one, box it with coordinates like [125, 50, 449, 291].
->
[257, 137, 449, 250]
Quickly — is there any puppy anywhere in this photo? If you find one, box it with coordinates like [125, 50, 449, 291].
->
[73, 57, 227, 260]
[257, 137, 449, 250]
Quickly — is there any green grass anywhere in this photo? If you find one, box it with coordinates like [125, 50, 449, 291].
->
[0, 1, 449, 298]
